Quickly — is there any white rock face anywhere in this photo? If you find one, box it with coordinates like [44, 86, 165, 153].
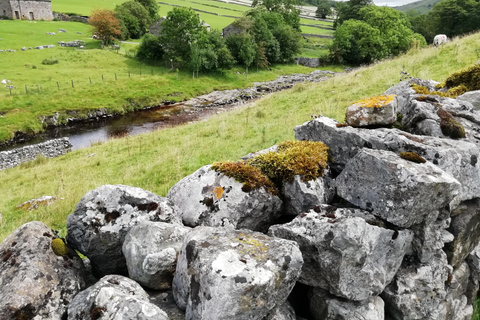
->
[336, 148, 461, 228]
[0, 222, 85, 319]
[67, 275, 169, 320]
[66, 184, 180, 277]
[269, 206, 413, 301]
[123, 221, 191, 290]
[173, 226, 303, 320]
[457, 90, 480, 109]
[167, 165, 282, 232]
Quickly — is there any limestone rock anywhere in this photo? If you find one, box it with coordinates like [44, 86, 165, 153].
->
[457, 90, 480, 109]
[309, 287, 384, 320]
[167, 165, 282, 232]
[410, 217, 453, 264]
[336, 148, 461, 228]
[122, 221, 191, 290]
[173, 226, 303, 320]
[16, 195, 59, 211]
[149, 291, 186, 320]
[67, 274, 168, 320]
[66, 184, 180, 277]
[383, 78, 439, 113]
[466, 243, 480, 304]
[346, 95, 397, 127]
[382, 251, 450, 320]
[295, 117, 479, 202]
[265, 301, 296, 320]
[443, 262, 473, 320]
[444, 199, 480, 269]
[0, 221, 85, 320]
[268, 206, 412, 301]
[281, 174, 334, 216]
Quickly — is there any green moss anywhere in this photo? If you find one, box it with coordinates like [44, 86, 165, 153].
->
[51, 238, 69, 256]
[400, 152, 426, 163]
[437, 108, 466, 139]
[247, 140, 330, 183]
[211, 161, 278, 195]
[411, 84, 467, 98]
[444, 64, 480, 91]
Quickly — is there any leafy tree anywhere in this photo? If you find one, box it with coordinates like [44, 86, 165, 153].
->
[135, 0, 160, 21]
[330, 19, 388, 65]
[115, 0, 152, 39]
[334, 0, 372, 27]
[316, 0, 332, 19]
[272, 24, 301, 62]
[136, 33, 164, 61]
[252, 0, 301, 31]
[226, 33, 257, 75]
[159, 7, 204, 64]
[89, 9, 122, 46]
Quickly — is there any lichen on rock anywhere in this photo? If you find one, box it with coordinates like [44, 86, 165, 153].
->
[51, 238, 69, 256]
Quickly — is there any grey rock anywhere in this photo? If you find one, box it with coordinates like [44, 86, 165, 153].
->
[457, 90, 480, 109]
[67, 275, 168, 320]
[173, 226, 303, 320]
[167, 165, 282, 232]
[268, 206, 412, 301]
[466, 243, 480, 304]
[443, 262, 473, 320]
[410, 217, 453, 263]
[266, 301, 296, 320]
[123, 221, 191, 290]
[66, 184, 180, 277]
[336, 148, 461, 228]
[0, 221, 85, 320]
[346, 95, 397, 127]
[444, 198, 480, 269]
[382, 250, 450, 320]
[294, 117, 479, 202]
[149, 290, 185, 320]
[383, 78, 439, 113]
[241, 145, 279, 160]
[309, 287, 384, 320]
[282, 174, 334, 216]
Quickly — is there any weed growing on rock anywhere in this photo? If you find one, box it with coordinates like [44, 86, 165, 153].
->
[400, 152, 426, 163]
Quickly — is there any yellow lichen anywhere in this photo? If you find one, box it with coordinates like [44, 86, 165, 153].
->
[213, 186, 224, 199]
[411, 84, 468, 98]
[51, 238, 69, 256]
[352, 95, 396, 108]
[236, 233, 268, 258]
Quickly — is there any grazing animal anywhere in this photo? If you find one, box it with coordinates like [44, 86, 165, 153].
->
[433, 34, 448, 46]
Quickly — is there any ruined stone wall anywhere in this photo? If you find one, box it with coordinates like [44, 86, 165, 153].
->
[0, 0, 12, 17]
[0, 137, 71, 170]
[5, 0, 53, 20]
[295, 57, 322, 68]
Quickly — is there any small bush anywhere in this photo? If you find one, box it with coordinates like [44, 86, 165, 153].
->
[42, 58, 59, 65]
[400, 152, 426, 163]
[32, 65, 37, 69]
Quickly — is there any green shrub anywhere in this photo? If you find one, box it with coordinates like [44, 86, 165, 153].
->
[41, 58, 59, 65]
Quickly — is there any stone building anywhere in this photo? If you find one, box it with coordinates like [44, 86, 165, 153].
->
[0, 0, 53, 20]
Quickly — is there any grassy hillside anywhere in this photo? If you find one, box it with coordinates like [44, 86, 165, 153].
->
[0, 20, 337, 143]
[1, 32, 479, 241]
[394, 0, 441, 14]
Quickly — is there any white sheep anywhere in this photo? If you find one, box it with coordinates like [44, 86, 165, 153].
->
[433, 34, 448, 46]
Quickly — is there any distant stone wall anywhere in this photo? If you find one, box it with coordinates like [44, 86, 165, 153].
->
[53, 12, 88, 23]
[8, 0, 53, 20]
[295, 57, 322, 68]
[0, 137, 72, 171]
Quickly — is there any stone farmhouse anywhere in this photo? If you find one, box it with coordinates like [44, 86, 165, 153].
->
[0, 0, 53, 20]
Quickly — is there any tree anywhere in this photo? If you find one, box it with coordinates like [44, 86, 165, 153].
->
[89, 9, 122, 46]
[115, 0, 152, 39]
[252, 0, 301, 31]
[316, 0, 332, 19]
[272, 24, 301, 62]
[226, 33, 257, 76]
[159, 7, 204, 64]
[334, 0, 373, 27]
[135, 0, 160, 21]
[136, 33, 164, 61]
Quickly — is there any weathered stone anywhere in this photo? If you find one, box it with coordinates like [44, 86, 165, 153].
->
[281, 174, 334, 216]
[383, 78, 439, 113]
[0, 221, 85, 320]
[382, 251, 450, 320]
[346, 95, 397, 127]
[443, 262, 473, 320]
[295, 117, 479, 202]
[122, 221, 191, 290]
[444, 198, 480, 269]
[66, 184, 180, 277]
[268, 206, 412, 301]
[67, 274, 168, 320]
[265, 301, 296, 320]
[309, 287, 384, 320]
[457, 90, 480, 109]
[466, 243, 480, 304]
[336, 148, 460, 228]
[16, 195, 59, 211]
[167, 165, 282, 232]
[173, 226, 303, 320]
[149, 290, 186, 320]
[410, 217, 453, 263]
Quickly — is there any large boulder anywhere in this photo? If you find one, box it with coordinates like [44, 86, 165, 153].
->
[67, 274, 168, 320]
[309, 287, 384, 320]
[268, 206, 413, 301]
[173, 226, 303, 320]
[0, 221, 85, 320]
[122, 221, 191, 290]
[67, 184, 180, 277]
[167, 165, 282, 232]
[382, 251, 450, 320]
[345, 95, 397, 127]
[457, 90, 480, 109]
[336, 148, 461, 228]
[445, 198, 480, 269]
[295, 117, 479, 201]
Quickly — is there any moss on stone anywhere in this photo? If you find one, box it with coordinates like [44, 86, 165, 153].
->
[247, 140, 330, 183]
[352, 95, 396, 108]
[211, 161, 278, 195]
[400, 152, 426, 163]
[411, 84, 467, 98]
[444, 64, 480, 91]
[51, 238, 69, 256]
[437, 108, 466, 139]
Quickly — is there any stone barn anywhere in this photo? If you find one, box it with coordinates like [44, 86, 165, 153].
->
[0, 0, 53, 20]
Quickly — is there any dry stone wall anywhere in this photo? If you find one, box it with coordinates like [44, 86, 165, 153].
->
[0, 137, 71, 170]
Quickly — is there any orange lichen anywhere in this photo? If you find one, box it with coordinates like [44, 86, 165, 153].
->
[352, 95, 396, 108]
[213, 186, 224, 199]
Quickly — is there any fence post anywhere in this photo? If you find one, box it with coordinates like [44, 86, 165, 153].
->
[89, 77, 92, 84]
[37, 84, 41, 92]
[115, 73, 117, 80]
[71, 80, 74, 88]
[25, 85, 28, 94]
[102, 75, 104, 81]
[9, 87, 12, 95]
[57, 82, 59, 90]
[129, 71, 130, 78]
